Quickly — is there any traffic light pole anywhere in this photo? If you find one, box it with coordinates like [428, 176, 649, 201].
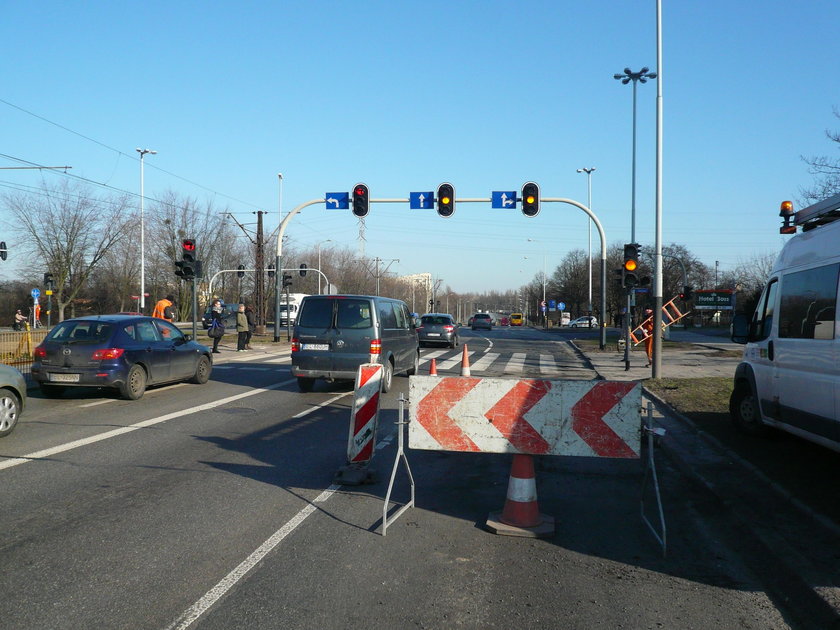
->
[192, 275, 198, 339]
[273, 196, 609, 350]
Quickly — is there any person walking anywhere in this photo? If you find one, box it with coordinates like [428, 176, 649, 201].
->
[236, 303, 248, 351]
[642, 308, 654, 367]
[152, 295, 175, 322]
[208, 299, 225, 353]
[244, 304, 255, 350]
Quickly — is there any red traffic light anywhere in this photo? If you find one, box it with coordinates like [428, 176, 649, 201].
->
[182, 239, 196, 252]
[352, 183, 369, 218]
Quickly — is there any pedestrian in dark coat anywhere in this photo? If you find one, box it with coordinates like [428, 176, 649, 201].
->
[245, 304, 255, 349]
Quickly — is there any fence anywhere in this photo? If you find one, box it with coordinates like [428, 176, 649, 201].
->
[0, 327, 49, 380]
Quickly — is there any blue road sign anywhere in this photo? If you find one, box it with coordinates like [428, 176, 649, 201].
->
[548, 299, 556, 311]
[325, 192, 349, 210]
[558, 301, 566, 311]
[491, 191, 517, 209]
[31, 288, 40, 299]
[410, 192, 434, 209]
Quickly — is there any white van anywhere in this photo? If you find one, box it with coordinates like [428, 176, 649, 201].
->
[730, 193, 840, 452]
[279, 293, 309, 327]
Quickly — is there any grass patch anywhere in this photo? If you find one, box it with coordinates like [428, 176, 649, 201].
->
[643, 377, 733, 417]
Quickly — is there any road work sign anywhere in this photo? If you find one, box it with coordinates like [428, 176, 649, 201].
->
[409, 376, 641, 458]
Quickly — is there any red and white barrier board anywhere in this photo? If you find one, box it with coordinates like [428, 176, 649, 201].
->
[409, 376, 641, 458]
[347, 363, 383, 464]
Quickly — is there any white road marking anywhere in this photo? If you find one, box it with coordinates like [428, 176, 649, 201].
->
[0, 379, 298, 472]
[165, 484, 341, 630]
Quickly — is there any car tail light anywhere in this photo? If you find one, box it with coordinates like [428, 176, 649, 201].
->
[370, 338, 382, 355]
[291, 338, 300, 352]
[92, 348, 125, 360]
[443, 325, 454, 332]
[34, 346, 46, 359]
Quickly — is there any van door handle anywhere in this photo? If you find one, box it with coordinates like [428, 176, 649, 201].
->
[768, 340, 774, 361]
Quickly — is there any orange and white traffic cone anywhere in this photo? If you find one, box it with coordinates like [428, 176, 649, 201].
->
[429, 358, 438, 376]
[460, 344, 471, 377]
[486, 454, 555, 538]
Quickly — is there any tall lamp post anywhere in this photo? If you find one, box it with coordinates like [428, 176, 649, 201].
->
[613, 68, 656, 244]
[136, 148, 156, 314]
[576, 167, 596, 323]
[316, 239, 332, 294]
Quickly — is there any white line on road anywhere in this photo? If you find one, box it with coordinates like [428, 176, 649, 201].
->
[0, 379, 298, 472]
[165, 484, 341, 630]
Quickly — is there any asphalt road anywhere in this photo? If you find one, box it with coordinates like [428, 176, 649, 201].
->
[0, 328, 831, 629]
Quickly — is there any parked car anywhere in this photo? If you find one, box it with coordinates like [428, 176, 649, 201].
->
[417, 313, 459, 348]
[291, 294, 419, 393]
[471, 313, 493, 331]
[0, 364, 26, 438]
[32, 315, 213, 400]
[201, 303, 238, 329]
[569, 316, 599, 328]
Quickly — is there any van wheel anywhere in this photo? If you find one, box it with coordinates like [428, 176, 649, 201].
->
[730, 383, 765, 435]
[406, 351, 419, 376]
[381, 361, 394, 393]
[297, 377, 315, 393]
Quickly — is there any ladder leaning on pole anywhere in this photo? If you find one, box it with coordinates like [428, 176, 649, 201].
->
[630, 296, 690, 346]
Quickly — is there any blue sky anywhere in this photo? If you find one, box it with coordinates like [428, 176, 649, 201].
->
[2, 1, 839, 293]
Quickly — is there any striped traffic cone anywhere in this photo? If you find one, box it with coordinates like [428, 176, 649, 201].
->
[460, 344, 471, 377]
[486, 454, 555, 538]
[429, 358, 438, 376]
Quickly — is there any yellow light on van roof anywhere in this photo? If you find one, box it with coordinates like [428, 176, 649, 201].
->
[779, 200, 794, 217]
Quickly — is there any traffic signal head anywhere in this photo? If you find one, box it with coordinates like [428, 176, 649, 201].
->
[352, 183, 369, 218]
[436, 183, 455, 218]
[299, 263, 307, 277]
[43, 272, 54, 288]
[681, 285, 693, 300]
[521, 182, 540, 217]
[182, 239, 196, 263]
[237, 264, 245, 278]
[282, 273, 293, 288]
[622, 243, 640, 288]
[267, 264, 276, 278]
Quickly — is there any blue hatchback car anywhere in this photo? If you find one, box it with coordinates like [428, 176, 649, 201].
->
[32, 315, 213, 400]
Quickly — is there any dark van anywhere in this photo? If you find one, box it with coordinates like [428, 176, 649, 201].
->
[291, 294, 419, 393]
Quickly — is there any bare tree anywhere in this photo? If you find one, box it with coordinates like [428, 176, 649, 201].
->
[800, 106, 840, 205]
[4, 180, 133, 321]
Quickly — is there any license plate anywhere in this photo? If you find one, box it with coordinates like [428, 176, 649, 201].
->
[50, 373, 80, 383]
[426, 333, 440, 337]
[301, 343, 329, 351]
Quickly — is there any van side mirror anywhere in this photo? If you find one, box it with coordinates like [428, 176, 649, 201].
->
[731, 313, 750, 344]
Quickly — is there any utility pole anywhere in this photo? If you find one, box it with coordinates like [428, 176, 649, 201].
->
[255, 211, 265, 332]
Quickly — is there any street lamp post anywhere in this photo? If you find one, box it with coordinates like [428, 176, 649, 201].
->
[136, 148, 156, 314]
[613, 67, 656, 244]
[576, 167, 596, 324]
[316, 239, 332, 294]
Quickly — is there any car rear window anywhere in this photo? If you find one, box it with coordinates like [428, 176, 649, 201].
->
[338, 299, 373, 329]
[475, 314, 490, 320]
[297, 299, 334, 328]
[422, 316, 451, 325]
[47, 321, 113, 343]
